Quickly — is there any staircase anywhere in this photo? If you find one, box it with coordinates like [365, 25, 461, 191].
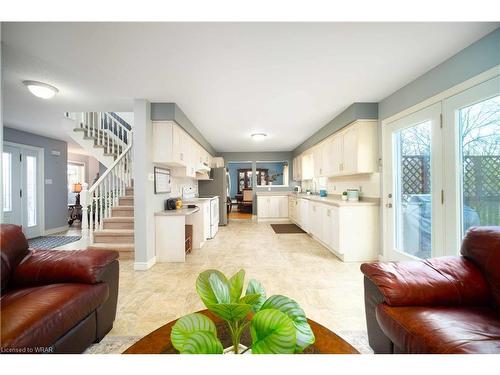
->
[65, 112, 135, 260]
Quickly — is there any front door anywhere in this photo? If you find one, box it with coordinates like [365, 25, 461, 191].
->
[2, 143, 43, 239]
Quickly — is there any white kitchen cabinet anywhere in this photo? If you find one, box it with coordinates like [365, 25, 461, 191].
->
[308, 201, 323, 240]
[257, 195, 289, 220]
[301, 153, 314, 180]
[290, 196, 378, 262]
[313, 145, 325, 177]
[292, 156, 303, 181]
[153, 121, 213, 178]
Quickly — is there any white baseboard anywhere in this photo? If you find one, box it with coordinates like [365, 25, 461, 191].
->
[257, 217, 291, 223]
[44, 226, 69, 235]
[134, 256, 156, 271]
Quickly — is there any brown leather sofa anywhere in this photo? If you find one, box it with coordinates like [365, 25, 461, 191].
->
[0, 224, 119, 353]
[361, 226, 500, 354]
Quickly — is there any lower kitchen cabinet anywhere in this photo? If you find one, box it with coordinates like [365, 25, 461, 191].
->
[290, 196, 378, 262]
[257, 195, 289, 220]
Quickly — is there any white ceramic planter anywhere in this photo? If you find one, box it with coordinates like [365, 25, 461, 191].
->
[223, 344, 251, 354]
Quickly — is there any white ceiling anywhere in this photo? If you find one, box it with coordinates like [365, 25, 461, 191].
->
[2, 22, 498, 152]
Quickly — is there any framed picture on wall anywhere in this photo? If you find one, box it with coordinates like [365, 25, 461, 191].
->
[154, 167, 171, 194]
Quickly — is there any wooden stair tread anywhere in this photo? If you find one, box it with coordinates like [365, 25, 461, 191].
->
[104, 217, 134, 222]
[88, 243, 134, 249]
[112, 205, 134, 209]
[94, 229, 134, 235]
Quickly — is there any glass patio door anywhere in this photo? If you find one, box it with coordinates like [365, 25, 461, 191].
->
[382, 103, 443, 260]
[443, 76, 500, 254]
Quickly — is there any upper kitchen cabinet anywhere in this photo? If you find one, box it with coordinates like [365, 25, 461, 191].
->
[301, 152, 314, 180]
[292, 155, 302, 181]
[307, 119, 378, 178]
[152, 121, 211, 178]
[338, 120, 378, 176]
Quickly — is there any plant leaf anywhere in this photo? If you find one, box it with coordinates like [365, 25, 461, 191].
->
[260, 295, 315, 352]
[207, 303, 252, 322]
[180, 331, 223, 354]
[239, 293, 261, 305]
[245, 279, 266, 312]
[196, 269, 228, 307]
[208, 273, 230, 304]
[171, 313, 218, 352]
[228, 269, 245, 303]
[250, 309, 296, 354]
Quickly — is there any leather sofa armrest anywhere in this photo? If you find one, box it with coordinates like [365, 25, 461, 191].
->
[11, 249, 119, 287]
[360, 256, 491, 306]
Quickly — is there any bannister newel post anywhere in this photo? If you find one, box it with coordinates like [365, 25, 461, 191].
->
[80, 183, 89, 238]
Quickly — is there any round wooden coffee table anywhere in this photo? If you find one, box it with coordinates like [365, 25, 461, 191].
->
[123, 309, 359, 354]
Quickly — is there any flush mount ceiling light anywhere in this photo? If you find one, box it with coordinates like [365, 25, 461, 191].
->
[251, 133, 267, 141]
[23, 80, 59, 99]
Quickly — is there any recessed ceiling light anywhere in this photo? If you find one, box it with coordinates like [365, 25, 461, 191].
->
[23, 80, 59, 99]
[251, 133, 267, 141]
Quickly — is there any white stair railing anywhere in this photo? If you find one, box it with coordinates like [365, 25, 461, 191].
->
[80, 141, 133, 241]
[66, 112, 132, 158]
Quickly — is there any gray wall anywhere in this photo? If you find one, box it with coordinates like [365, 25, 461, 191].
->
[293, 102, 378, 156]
[3, 127, 68, 231]
[219, 151, 295, 214]
[379, 27, 500, 120]
[151, 103, 217, 156]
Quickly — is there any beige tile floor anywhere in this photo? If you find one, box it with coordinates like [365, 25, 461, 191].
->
[86, 219, 371, 353]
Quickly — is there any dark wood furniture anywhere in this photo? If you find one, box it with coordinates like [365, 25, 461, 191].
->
[123, 309, 359, 354]
[237, 168, 269, 194]
[237, 189, 253, 213]
[68, 204, 82, 226]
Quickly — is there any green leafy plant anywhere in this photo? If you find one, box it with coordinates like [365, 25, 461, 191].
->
[171, 269, 315, 354]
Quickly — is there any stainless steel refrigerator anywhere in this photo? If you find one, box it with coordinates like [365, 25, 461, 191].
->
[198, 167, 229, 226]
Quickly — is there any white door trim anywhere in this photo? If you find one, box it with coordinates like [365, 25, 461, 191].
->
[3, 141, 45, 238]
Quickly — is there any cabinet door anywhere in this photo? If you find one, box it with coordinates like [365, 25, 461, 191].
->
[269, 197, 281, 218]
[172, 125, 184, 165]
[331, 207, 340, 251]
[299, 199, 309, 231]
[279, 196, 289, 218]
[321, 139, 332, 176]
[330, 135, 343, 176]
[342, 125, 358, 174]
[322, 206, 333, 246]
[309, 203, 322, 239]
[257, 197, 267, 217]
[313, 145, 324, 177]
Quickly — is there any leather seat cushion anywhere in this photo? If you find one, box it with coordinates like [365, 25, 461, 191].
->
[376, 304, 500, 353]
[1, 283, 108, 349]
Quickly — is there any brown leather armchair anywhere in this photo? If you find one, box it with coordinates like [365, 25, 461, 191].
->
[360, 226, 500, 354]
[0, 224, 119, 353]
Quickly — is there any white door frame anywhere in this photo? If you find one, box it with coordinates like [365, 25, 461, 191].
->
[3, 141, 45, 238]
[382, 102, 443, 261]
[442, 75, 500, 254]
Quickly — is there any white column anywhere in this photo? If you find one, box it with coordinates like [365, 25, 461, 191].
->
[133, 99, 156, 270]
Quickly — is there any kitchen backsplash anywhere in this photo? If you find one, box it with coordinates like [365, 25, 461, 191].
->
[301, 173, 380, 198]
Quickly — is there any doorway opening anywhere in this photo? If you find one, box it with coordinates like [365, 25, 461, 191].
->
[227, 161, 253, 221]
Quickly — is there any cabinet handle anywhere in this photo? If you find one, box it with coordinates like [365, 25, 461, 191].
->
[180, 153, 184, 160]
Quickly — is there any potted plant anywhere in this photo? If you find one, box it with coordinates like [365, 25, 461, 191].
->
[170, 269, 315, 354]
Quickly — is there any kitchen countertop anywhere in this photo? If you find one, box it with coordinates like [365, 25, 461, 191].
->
[255, 191, 379, 206]
[290, 193, 379, 207]
[155, 207, 200, 216]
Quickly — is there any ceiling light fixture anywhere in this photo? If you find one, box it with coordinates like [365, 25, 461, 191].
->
[251, 133, 267, 141]
[23, 80, 59, 99]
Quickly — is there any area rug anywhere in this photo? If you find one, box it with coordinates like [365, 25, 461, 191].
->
[28, 235, 81, 250]
[270, 223, 306, 234]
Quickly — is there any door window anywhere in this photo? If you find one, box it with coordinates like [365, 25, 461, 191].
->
[2, 152, 12, 212]
[458, 95, 500, 235]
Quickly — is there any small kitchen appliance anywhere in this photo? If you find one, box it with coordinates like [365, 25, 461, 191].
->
[347, 189, 359, 201]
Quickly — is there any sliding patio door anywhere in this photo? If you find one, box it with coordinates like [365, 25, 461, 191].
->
[443, 76, 500, 254]
[382, 103, 443, 260]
